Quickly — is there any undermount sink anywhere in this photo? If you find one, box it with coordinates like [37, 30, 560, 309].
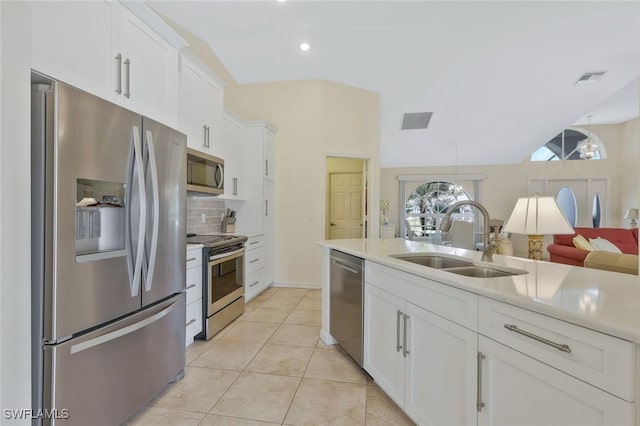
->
[442, 266, 518, 278]
[390, 254, 473, 269]
[390, 253, 528, 278]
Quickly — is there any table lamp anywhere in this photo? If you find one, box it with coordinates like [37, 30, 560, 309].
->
[624, 208, 638, 228]
[504, 195, 574, 260]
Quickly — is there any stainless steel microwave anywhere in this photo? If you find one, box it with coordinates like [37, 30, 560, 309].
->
[186, 148, 224, 195]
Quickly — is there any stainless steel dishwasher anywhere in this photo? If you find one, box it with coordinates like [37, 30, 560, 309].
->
[330, 249, 365, 367]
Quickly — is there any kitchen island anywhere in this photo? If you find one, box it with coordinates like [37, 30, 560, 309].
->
[318, 238, 640, 426]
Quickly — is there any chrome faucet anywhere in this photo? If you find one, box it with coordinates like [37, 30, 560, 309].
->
[439, 200, 498, 262]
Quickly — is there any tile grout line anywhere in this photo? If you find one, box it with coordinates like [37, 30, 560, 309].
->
[203, 292, 275, 419]
[280, 343, 318, 425]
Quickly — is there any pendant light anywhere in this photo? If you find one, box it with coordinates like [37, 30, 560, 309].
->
[577, 115, 598, 160]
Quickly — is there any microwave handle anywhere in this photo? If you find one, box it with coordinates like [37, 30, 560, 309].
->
[216, 163, 224, 188]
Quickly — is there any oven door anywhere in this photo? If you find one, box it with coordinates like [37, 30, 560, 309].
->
[207, 248, 245, 316]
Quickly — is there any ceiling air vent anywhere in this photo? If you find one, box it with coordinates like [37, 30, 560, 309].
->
[575, 71, 606, 85]
[401, 112, 433, 130]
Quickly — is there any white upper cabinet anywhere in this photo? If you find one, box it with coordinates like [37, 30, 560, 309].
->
[31, 1, 185, 127]
[264, 130, 275, 182]
[221, 113, 247, 200]
[31, 0, 119, 102]
[178, 52, 225, 158]
[117, 7, 179, 127]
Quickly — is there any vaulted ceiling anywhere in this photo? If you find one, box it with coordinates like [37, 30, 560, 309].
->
[151, 1, 640, 167]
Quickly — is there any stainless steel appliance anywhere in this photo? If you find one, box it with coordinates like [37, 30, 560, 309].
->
[31, 76, 187, 425]
[330, 249, 365, 367]
[186, 148, 224, 195]
[187, 234, 247, 339]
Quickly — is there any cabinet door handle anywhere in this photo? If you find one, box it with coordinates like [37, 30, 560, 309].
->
[207, 125, 211, 148]
[186, 284, 196, 290]
[115, 53, 122, 94]
[249, 281, 259, 287]
[403, 313, 410, 357]
[203, 125, 208, 148]
[265, 159, 268, 176]
[123, 58, 131, 98]
[186, 257, 197, 263]
[185, 318, 196, 327]
[477, 352, 486, 412]
[504, 324, 571, 353]
[265, 200, 268, 216]
[396, 310, 403, 352]
[233, 177, 238, 195]
[249, 258, 260, 264]
[249, 241, 260, 245]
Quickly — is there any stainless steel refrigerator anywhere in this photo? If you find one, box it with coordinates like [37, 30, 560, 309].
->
[31, 76, 187, 425]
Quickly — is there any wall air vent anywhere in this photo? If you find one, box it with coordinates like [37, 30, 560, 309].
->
[575, 71, 606, 85]
[401, 112, 433, 130]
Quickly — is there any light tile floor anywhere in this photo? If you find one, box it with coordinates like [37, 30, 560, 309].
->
[127, 287, 414, 426]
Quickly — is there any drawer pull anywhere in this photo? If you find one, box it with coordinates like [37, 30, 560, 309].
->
[186, 284, 196, 290]
[249, 281, 259, 287]
[185, 318, 196, 327]
[504, 324, 571, 354]
[249, 241, 260, 245]
[249, 258, 260, 264]
[186, 257, 197, 262]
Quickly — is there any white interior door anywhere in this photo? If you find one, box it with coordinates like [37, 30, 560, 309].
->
[329, 173, 364, 239]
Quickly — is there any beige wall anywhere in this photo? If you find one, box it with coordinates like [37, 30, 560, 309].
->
[381, 120, 637, 257]
[619, 117, 640, 213]
[225, 80, 380, 286]
[156, 12, 237, 86]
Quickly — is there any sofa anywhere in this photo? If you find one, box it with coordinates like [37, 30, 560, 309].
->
[547, 227, 638, 268]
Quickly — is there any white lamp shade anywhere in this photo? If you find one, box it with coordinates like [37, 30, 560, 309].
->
[504, 196, 574, 235]
[624, 208, 639, 220]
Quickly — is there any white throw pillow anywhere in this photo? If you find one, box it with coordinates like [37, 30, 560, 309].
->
[588, 237, 622, 253]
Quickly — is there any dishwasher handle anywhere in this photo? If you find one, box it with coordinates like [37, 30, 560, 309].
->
[331, 258, 361, 275]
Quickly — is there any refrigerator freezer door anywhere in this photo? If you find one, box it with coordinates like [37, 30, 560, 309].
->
[44, 294, 186, 426]
[47, 83, 142, 341]
[141, 117, 186, 307]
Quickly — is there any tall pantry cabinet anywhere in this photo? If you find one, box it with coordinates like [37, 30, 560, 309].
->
[230, 122, 277, 300]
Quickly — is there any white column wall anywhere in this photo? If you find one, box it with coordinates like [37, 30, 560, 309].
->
[1, 2, 31, 423]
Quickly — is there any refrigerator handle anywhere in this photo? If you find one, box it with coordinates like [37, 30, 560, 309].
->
[144, 130, 160, 292]
[69, 299, 180, 355]
[126, 126, 146, 297]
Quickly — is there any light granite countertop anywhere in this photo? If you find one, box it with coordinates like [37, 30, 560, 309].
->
[319, 238, 640, 344]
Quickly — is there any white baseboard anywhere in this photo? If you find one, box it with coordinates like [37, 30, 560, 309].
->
[320, 329, 337, 345]
[270, 281, 321, 290]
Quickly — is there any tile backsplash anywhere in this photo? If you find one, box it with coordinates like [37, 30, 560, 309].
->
[187, 194, 226, 235]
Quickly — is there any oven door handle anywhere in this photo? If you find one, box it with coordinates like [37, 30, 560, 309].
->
[209, 248, 245, 262]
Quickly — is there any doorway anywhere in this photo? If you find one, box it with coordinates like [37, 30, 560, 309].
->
[325, 157, 368, 240]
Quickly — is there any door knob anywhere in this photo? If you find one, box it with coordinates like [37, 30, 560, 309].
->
[330, 223, 336, 226]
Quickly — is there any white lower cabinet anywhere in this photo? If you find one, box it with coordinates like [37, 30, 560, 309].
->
[185, 246, 203, 346]
[364, 282, 477, 426]
[362, 261, 637, 426]
[478, 336, 634, 426]
[244, 235, 269, 302]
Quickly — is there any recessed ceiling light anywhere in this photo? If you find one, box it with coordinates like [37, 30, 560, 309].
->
[299, 42, 311, 52]
[277, 0, 286, 2]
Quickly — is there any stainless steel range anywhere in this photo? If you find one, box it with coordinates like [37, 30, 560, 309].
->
[187, 234, 248, 339]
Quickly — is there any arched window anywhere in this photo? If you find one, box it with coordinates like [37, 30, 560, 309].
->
[531, 128, 606, 161]
[592, 193, 602, 228]
[405, 181, 472, 239]
[556, 186, 578, 227]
